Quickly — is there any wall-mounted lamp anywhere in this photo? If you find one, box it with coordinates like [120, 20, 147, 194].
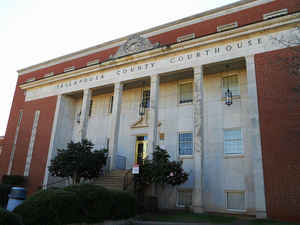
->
[225, 88, 233, 106]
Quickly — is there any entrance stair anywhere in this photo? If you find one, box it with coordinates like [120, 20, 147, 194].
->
[93, 169, 133, 191]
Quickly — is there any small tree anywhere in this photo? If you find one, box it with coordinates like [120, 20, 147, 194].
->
[49, 139, 107, 184]
[134, 146, 188, 191]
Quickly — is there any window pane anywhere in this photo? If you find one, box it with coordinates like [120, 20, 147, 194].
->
[177, 190, 192, 207]
[143, 90, 150, 108]
[180, 83, 193, 103]
[227, 192, 245, 210]
[179, 133, 193, 155]
[224, 129, 243, 154]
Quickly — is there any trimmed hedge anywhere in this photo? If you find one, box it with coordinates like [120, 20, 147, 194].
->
[0, 207, 23, 225]
[2, 175, 27, 186]
[64, 184, 113, 223]
[13, 189, 78, 225]
[110, 190, 137, 219]
[13, 184, 137, 225]
[0, 184, 11, 208]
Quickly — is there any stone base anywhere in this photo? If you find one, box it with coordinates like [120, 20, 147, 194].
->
[256, 210, 267, 219]
[192, 205, 204, 213]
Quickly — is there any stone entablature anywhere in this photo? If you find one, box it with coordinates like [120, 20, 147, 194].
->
[21, 18, 300, 102]
[16, 0, 298, 79]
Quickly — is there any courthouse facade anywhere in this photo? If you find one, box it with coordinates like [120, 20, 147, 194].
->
[1, 0, 300, 221]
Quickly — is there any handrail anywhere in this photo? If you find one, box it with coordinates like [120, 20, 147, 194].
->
[40, 177, 69, 190]
[123, 169, 133, 191]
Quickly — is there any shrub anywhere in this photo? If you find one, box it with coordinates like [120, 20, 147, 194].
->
[0, 207, 23, 225]
[110, 190, 137, 219]
[2, 175, 27, 186]
[13, 189, 78, 225]
[64, 184, 113, 223]
[0, 184, 11, 208]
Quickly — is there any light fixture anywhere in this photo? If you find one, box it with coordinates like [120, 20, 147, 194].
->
[225, 88, 233, 106]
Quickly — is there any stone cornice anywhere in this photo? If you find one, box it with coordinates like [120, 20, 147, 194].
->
[17, 0, 273, 76]
[19, 13, 300, 90]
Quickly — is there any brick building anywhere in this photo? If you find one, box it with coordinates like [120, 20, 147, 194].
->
[0, 0, 299, 222]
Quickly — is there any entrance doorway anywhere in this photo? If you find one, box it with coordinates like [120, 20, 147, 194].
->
[135, 136, 148, 165]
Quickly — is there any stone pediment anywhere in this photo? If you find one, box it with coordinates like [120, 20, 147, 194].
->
[112, 34, 159, 59]
[131, 111, 162, 129]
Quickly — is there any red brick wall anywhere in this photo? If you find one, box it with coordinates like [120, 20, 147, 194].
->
[255, 46, 300, 222]
[0, 87, 57, 194]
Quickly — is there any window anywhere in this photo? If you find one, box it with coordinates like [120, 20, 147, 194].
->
[177, 189, 192, 207]
[226, 191, 245, 210]
[88, 100, 93, 117]
[142, 90, 150, 108]
[108, 96, 114, 113]
[179, 132, 193, 155]
[223, 75, 240, 96]
[224, 129, 243, 154]
[179, 82, 193, 104]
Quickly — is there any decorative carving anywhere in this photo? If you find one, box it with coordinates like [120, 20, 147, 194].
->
[112, 34, 159, 59]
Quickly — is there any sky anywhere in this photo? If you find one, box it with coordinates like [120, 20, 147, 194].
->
[0, 0, 238, 136]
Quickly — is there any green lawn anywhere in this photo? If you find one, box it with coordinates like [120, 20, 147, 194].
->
[137, 211, 299, 225]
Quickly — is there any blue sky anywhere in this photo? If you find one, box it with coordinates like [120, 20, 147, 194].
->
[0, 0, 237, 136]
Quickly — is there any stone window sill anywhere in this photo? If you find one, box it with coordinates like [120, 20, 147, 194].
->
[224, 154, 244, 159]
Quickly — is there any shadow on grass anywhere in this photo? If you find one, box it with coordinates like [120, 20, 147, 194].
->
[138, 211, 300, 225]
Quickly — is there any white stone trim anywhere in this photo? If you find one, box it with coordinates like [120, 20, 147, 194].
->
[217, 21, 238, 32]
[43, 72, 54, 78]
[79, 89, 92, 140]
[87, 59, 100, 66]
[245, 55, 267, 218]
[43, 95, 62, 187]
[24, 110, 40, 176]
[64, 66, 75, 73]
[109, 82, 123, 170]
[263, 8, 288, 20]
[7, 110, 23, 175]
[177, 33, 195, 43]
[18, 0, 274, 76]
[192, 66, 204, 213]
[148, 74, 160, 158]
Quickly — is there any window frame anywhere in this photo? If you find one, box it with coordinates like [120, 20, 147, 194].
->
[176, 188, 193, 208]
[178, 131, 193, 157]
[225, 190, 246, 212]
[178, 80, 193, 105]
[108, 95, 114, 113]
[223, 128, 243, 156]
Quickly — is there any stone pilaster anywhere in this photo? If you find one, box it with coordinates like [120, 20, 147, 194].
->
[109, 82, 123, 170]
[245, 55, 267, 219]
[192, 66, 204, 213]
[148, 74, 160, 158]
[79, 88, 92, 140]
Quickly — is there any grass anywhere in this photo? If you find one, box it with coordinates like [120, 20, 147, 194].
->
[137, 211, 300, 225]
[138, 210, 237, 223]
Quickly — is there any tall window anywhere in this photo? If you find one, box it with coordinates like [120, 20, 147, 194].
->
[224, 129, 243, 154]
[108, 96, 114, 113]
[142, 90, 150, 108]
[179, 132, 193, 155]
[223, 75, 240, 96]
[179, 82, 193, 104]
[88, 100, 93, 116]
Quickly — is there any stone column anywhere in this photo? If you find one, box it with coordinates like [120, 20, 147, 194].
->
[245, 55, 267, 219]
[79, 88, 92, 140]
[109, 82, 123, 170]
[148, 74, 160, 158]
[192, 66, 204, 213]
